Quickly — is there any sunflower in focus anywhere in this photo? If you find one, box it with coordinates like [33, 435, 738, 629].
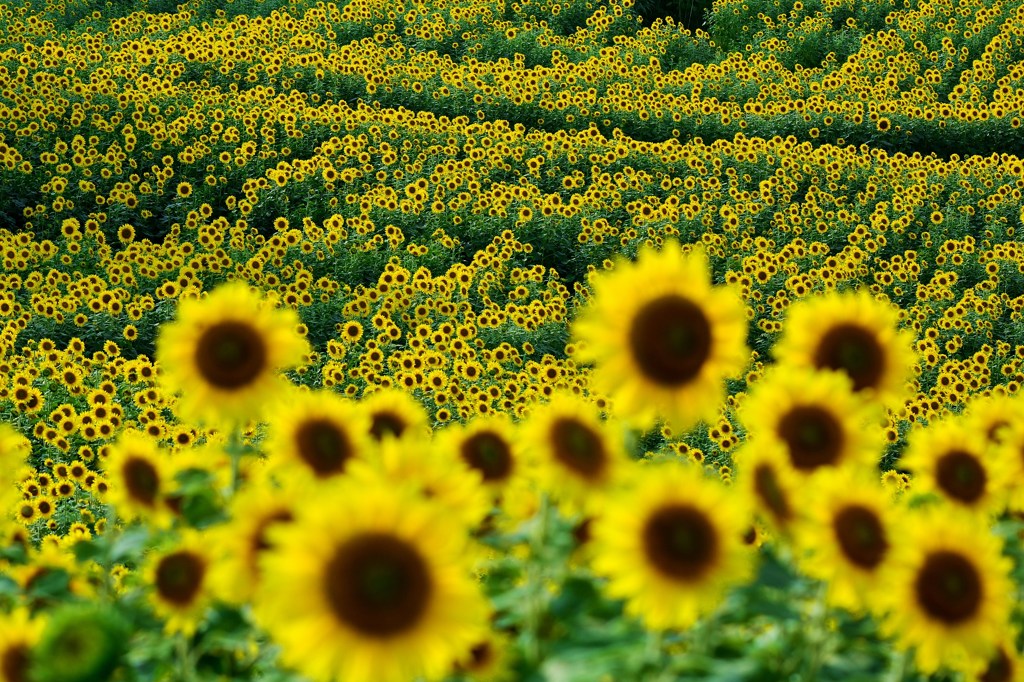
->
[0, 608, 44, 682]
[102, 430, 175, 528]
[266, 388, 370, 482]
[144, 531, 215, 636]
[877, 508, 1012, 677]
[156, 282, 309, 426]
[791, 467, 901, 614]
[362, 388, 431, 443]
[572, 242, 748, 431]
[522, 392, 626, 512]
[591, 463, 752, 630]
[901, 418, 1010, 517]
[741, 368, 880, 477]
[773, 290, 916, 407]
[255, 479, 489, 682]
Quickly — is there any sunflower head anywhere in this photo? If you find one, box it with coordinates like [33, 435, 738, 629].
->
[361, 388, 431, 443]
[266, 389, 369, 482]
[102, 430, 175, 528]
[573, 241, 749, 431]
[145, 532, 213, 636]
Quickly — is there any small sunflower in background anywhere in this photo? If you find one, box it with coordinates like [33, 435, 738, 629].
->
[362, 387, 431, 443]
[773, 289, 917, 408]
[156, 281, 309, 427]
[740, 367, 881, 477]
[265, 388, 370, 482]
[591, 463, 752, 630]
[102, 430, 176, 528]
[791, 467, 901, 614]
[255, 479, 489, 682]
[900, 417, 1010, 518]
[973, 638, 1024, 682]
[0, 608, 44, 682]
[521, 392, 627, 513]
[877, 508, 1013, 677]
[144, 531, 215, 636]
[572, 241, 748, 432]
[452, 632, 514, 682]
[732, 440, 803, 538]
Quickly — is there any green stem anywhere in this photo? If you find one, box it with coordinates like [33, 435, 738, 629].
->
[525, 494, 551, 668]
[177, 634, 195, 682]
[884, 648, 913, 682]
[800, 582, 829, 681]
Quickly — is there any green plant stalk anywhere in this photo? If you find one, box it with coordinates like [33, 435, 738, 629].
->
[525, 494, 551, 668]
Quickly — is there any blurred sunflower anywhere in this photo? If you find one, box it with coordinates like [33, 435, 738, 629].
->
[901, 418, 1010, 517]
[362, 388, 431, 442]
[255, 479, 489, 682]
[102, 430, 175, 528]
[773, 290, 916, 407]
[145, 531, 215, 636]
[974, 638, 1024, 682]
[878, 508, 1013, 676]
[452, 632, 514, 682]
[156, 281, 309, 427]
[591, 464, 752, 630]
[572, 241, 748, 431]
[732, 441, 802, 536]
[966, 393, 1022, 445]
[436, 415, 522, 499]
[791, 467, 901, 614]
[266, 389, 370, 482]
[521, 392, 626, 512]
[0, 608, 44, 682]
[741, 368, 880, 476]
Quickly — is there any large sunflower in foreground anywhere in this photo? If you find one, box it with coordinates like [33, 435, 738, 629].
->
[591, 463, 752, 630]
[572, 242, 748, 431]
[900, 418, 1010, 518]
[791, 467, 901, 614]
[144, 531, 215, 636]
[773, 290, 917, 407]
[741, 367, 881, 477]
[732, 441, 803, 537]
[156, 281, 309, 426]
[255, 479, 489, 682]
[877, 508, 1013, 677]
[0, 608, 44, 682]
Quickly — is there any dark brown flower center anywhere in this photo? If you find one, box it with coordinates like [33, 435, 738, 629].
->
[753, 463, 792, 524]
[628, 295, 712, 387]
[914, 550, 982, 625]
[253, 510, 295, 554]
[324, 533, 431, 637]
[1, 643, 29, 682]
[777, 406, 844, 471]
[467, 642, 494, 670]
[832, 504, 888, 569]
[935, 450, 986, 504]
[642, 504, 718, 581]
[460, 432, 513, 482]
[981, 646, 1014, 682]
[194, 321, 267, 390]
[550, 418, 606, 480]
[369, 411, 407, 441]
[123, 457, 159, 506]
[295, 419, 353, 477]
[813, 323, 885, 392]
[155, 551, 206, 606]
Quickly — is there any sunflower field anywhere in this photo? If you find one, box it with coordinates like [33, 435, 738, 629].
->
[2, 0, 1024, 678]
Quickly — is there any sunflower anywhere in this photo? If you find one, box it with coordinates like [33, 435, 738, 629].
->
[255, 479, 489, 682]
[591, 463, 752, 630]
[209, 475, 298, 604]
[975, 639, 1024, 682]
[435, 415, 522, 498]
[740, 368, 881, 476]
[0, 608, 44, 682]
[0, 425, 30, 509]
[521, 392, 626, 512]
[156, 281, 309, 427]
[966, 393, 1022, 445]
[102, 430, 175, 528]
[773, 290, 917, 407]
[732, 441, 803, 536]
[145, 531, 215, 636]
[452, 632, 514, 682]
[572, 241, 748, 431]
[877, 508, 1013, 676]
[997, 423, 1024, 513]
[791, 467, 901, 614]
[362, 388, 431, 443]
[351, 432, 492, 530]
[900, 418, 1010, 517]
[265, 389, 370, 482]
